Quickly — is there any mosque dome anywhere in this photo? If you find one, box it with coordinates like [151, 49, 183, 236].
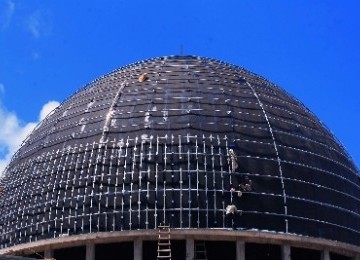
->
[0, 56, 359, 259]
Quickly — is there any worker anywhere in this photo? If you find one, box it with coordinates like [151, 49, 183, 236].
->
[239, 176, 253, 192]
[230, 186, 242, 198]
[138, 73, 148, 82]
[225, 204, 242, 229]
[228, 149, 238, 173]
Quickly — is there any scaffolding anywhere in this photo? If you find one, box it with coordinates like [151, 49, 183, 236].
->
[1, 55, 359, 250]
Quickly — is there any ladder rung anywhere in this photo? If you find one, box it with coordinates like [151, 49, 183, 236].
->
[158, 242, 171, 245]
[158, 249, 171, 252]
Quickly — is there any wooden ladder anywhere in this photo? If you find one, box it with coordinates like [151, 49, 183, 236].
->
[195, 241, 208, 260]
[157, 224, 171, 260]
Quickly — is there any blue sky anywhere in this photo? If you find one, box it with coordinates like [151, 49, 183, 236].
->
[0, 0, 359, 172]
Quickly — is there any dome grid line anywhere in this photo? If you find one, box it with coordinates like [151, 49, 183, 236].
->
[245, 81, 288, 233]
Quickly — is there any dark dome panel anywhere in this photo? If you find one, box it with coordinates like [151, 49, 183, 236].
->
[0, 55, 359, 249]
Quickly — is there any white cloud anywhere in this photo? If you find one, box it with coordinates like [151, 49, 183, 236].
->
[0, 99, 60, 176]
[27, 10, 41, 38]
[39, 100, 60, 121]
[0, 0, 15, 31]
[26, 9, 52, 39]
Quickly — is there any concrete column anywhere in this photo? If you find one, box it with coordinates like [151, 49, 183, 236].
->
[86, 242, 95, 260]
[236, 241, 245, 260]
[281, 245, 291, 260]
[321, 250, 330, 260]
[44, 248, 53, 259]
[134, 240, 143, 260]
[186, 238, 194, 260]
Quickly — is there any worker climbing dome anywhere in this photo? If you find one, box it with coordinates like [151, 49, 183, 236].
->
[0, 55, 359, 259]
